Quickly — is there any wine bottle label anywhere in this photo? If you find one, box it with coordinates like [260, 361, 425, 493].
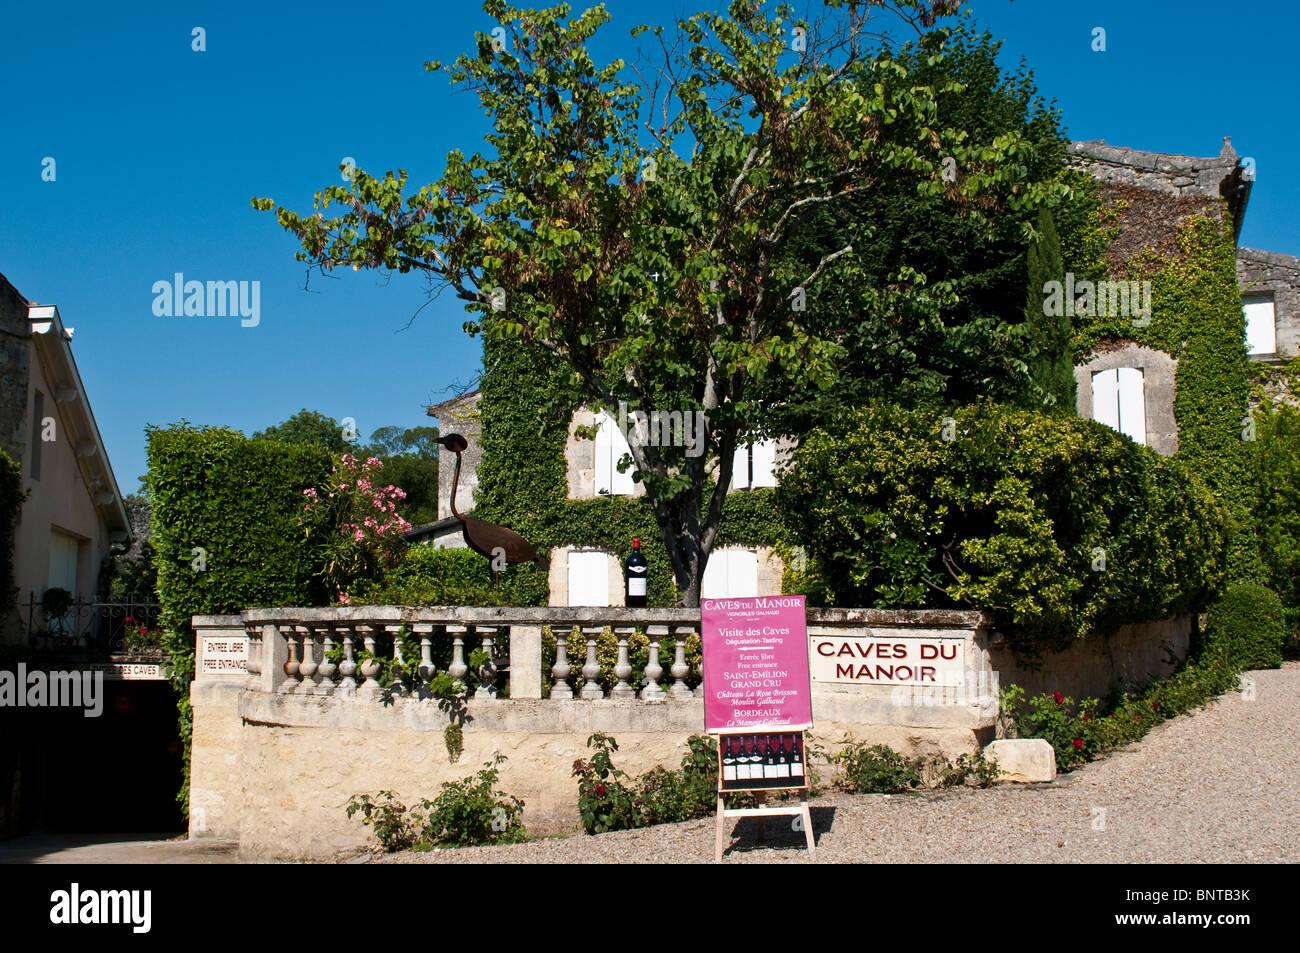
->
[764, 761, 778, 779]
[737, 761, 750, 780]
[628, 578, 647, 596]
[790, 760, 803, 777]
[723, 764, 737, 781]
[777, 762, 790, 778]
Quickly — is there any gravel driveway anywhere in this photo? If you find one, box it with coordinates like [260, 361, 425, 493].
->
[376, 664, 1299, 864]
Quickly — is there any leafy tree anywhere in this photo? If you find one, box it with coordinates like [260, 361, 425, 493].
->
[253, 408, 353, 453]
[364, 426, 441, 526]
[253, 0, 1065, 604]
[757, 24, 1101, 433]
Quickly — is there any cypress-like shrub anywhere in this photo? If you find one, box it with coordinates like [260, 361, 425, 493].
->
[1204, 584, 1286, 670]
[777, 402, 1225, 656]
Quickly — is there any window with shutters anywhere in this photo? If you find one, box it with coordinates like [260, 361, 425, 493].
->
[1091, 367, 1147, 445]
[593, 411, 636, 497]
[1243, 296, 1277, 356]
[701, 549, 759, 599]
[730, 439, 778, 490]
[567, 551, 610, 607]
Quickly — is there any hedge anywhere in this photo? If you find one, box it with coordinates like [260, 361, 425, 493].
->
[147, 423, 334, 631]
[145, 422, 334, 812]
[776, 401, 1225, 656]
[0, 450, 21, 618]
[1204, 584, 1286, 670]
[1251, 400, 1300, 643]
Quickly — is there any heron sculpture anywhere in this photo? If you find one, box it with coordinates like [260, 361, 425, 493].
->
[437, 433, 550, 588]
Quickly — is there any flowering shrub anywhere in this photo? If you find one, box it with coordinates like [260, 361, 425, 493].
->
[572, 733, 721, 834]
[301, 453, 412, 602]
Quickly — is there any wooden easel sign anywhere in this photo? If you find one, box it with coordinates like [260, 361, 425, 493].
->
[701, 596, 815, 861]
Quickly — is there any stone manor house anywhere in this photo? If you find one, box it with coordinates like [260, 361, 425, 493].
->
[415, 137, 1299, 608]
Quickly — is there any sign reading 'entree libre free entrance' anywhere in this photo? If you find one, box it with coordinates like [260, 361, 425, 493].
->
[702, 595, 812, 732]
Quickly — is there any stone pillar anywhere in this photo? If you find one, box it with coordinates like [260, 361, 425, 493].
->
[509, 625, 543, 699]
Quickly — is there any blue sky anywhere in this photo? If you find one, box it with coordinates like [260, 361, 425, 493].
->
[2, 0, 1296, 494]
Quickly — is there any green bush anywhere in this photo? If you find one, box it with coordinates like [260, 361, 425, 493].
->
[345, 755, 528, 851]
[1204, 584, 1286, 670]
[0, 450, 22, 617]
[777, 401, 1225, 656]
[351, 544, 541, 607]
[831, 743, 920, 794]
[572, 733, 723, 835]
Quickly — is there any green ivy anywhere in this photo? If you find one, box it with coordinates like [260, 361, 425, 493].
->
[1073, 214, 1262, 585]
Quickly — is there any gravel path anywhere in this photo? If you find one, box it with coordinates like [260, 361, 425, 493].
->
[377, 664, 1299, 864]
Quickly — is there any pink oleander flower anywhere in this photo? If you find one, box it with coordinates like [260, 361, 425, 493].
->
[303, 487, 317, 497]
[365, 457, 381, 468]
[338, 592, 352, 606]
[354, 528, 364, 542]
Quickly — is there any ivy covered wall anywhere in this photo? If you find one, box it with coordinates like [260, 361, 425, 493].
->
[469, 326, 790, 606]
[1074, 214, 1263, 584]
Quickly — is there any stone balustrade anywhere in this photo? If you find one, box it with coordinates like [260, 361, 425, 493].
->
[240, 605, 711, 702]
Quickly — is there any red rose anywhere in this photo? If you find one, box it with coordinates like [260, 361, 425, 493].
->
[1152, 701, 1159, 711]
[595, 783, 606, 797]
[1053, 692, 1064, 704]
[1072, 738, 1083, 749]
[1081, 714, 1088, 721]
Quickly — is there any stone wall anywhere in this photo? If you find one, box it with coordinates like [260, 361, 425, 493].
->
[0, 273, 30, 469]
[196, 608, 1192, 859]
[427, 389, 481, 520]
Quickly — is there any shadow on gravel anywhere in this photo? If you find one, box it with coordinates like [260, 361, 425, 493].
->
[720, 805, 835, 859]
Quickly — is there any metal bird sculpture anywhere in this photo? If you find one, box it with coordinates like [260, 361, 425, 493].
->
[437, 433, 550, 589]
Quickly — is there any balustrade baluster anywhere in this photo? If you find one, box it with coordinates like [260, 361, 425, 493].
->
[579, 627, 604, 699]
[416, 624, 435, 691]
[387, 625, 408, 696]
[297, 625, 319, 694]
[337, 627, 357, 696]
[612, 627, 635, 698]
[447, 626, 469, 687]
[643, 625, 667, 700]
[314, 625, 337, 695]
[278, 624, 301, 693]
[357, 627, 381, 698]
[551, 627, 573, 699]
[669, 626, 693, 698]
[475, 627, 498, 698]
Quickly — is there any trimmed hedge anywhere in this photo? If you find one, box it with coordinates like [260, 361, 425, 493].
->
[147, 423, 334, 631]
[1204, 584, 1286, 670]
[145, 423, 333, 812]
[1252, 401, 1300, 643]
[352, 544, 539, 607]
[777, 402, 1225, 655]
[0, 450, 21, 617]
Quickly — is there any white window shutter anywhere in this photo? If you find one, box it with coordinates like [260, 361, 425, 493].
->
[594, 412, 614, 495]
[568, 552, 610, 607]
[610, 422, 636, 496]
[728, 550, 759, 597]
[701, 551, 730, 599]
[751, 439, 778, 488]
[1091, 369, 1120, 431]
[701, 550, 759, 599]
[1244, 299, 1277, 356]
[732, 444, 750, 490]
[1116, 367, 1146, 446]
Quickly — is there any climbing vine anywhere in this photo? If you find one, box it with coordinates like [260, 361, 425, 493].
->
[1073, 213, 1262, 584]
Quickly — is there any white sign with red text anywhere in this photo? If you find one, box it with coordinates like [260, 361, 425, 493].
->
[810, 633, 966, 687]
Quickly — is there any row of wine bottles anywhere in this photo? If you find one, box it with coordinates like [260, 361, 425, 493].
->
[721, 734, 804, 783]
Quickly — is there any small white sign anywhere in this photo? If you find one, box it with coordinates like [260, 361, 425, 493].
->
[87, 663, 167, 681]
[810, 634, 966, 687]
[198, 634, 249, 677]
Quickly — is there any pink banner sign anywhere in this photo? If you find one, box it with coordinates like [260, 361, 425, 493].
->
[702, 595, 813, 732]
